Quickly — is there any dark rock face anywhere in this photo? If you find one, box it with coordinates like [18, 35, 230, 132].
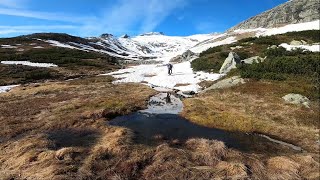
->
[170, 50, 199, 63]
[121, 34, 130, 38]
[100, 33, 114, 38]
[228, 0, 320, 31]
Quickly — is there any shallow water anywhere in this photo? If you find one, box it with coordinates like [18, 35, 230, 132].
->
[109, 93, 301, 154]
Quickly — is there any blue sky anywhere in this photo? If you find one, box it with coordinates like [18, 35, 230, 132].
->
[0, 0, 289, 37]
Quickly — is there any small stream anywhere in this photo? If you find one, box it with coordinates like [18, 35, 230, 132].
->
[109, 93, 302, 154]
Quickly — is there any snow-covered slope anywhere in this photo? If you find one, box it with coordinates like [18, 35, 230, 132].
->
[28, 18, 318, 64]
[96, 32, 218, 62]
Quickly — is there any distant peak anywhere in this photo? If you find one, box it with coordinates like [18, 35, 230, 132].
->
[120, 34, 130, 38]
[100, 33, 114, 38]
[139, 32, 165, 36]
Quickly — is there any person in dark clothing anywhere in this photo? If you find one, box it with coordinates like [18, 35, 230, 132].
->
[166, 92, 172, 103]
[167, 63, 173, 75]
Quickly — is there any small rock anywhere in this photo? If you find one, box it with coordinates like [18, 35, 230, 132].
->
[282, 93, 310, 108]
[241, 56, 266, 64]
[182, 91, 196, 96]
[230, 46, 243, 50]
[269, 45, 278, 49]
[170, 50, 199, 62]
[290, 40, 303, 46]
[301, 40, 307, 45]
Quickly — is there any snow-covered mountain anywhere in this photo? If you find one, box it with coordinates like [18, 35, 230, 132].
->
[3, 0, 319, 64]
[36, 32, 221, 62]
[94, 32, 219, 62]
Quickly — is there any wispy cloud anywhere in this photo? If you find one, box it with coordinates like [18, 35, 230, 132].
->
[0, 0, 29, 8]
[80, 0, 188, 36]
[0, 25, 77, 36]
[0, 0, 189, 37]
[0, 8, 97, 23]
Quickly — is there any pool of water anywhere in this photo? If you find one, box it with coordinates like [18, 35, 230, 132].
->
[109, 93, 301, 154]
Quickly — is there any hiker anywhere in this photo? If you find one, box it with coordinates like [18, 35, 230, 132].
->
[166, 92, 172, 103]
[167, 63, 173, 75]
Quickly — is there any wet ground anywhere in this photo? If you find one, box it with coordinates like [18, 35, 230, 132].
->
[109, 93, 301, 154]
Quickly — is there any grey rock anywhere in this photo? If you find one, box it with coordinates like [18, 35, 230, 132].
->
[170, 50, 199, 63]
[290, 40, 308, 45]
[201, 76, 245, 92]
[301, 40, 308, 45]
[182, 91, 196, 96]
[219, 52, 241, 74]
[290, 40, 304, 46]
[282, 93, 310, 108]
[241, 56, 266, 64]
[230, 46, 243, 50]
[228, 0, 320, 31]
[121, 34, 130, 38]
[269, 45, 278, 49]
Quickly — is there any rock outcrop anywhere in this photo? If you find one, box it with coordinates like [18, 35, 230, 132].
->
[228, 0, 320, 31]
[219, 52, 241, 74]
[282, 93, 310, 108]
[170, 50, 199, 63]
[121, 34, 130, 38]
[290, 40, 308, 46]
[201, 76, 245, 93]
[241, 56, 266, 64]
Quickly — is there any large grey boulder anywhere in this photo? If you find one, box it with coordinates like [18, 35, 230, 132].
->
[290, 40, 308, 46]
[201, 76, 245, 93]
[282, 93, 310, 108]
[219, 52, 241, 74]
[170, 50, 199, 63]
[228, 0, 320, 31]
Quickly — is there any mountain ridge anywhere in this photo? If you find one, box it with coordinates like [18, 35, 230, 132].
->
[228, 0, 320, 31]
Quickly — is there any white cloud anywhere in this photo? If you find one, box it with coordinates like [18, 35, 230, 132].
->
[80, 0, 187, 36]
[0, 25, 78, 36]
[0, 0, 29, 8]
[0, 0, 188, 37]
[0, 8, 97, 23]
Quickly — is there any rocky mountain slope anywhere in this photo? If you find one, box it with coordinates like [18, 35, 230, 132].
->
[228, 0, 320, 31]
[0, 0, 319, 66]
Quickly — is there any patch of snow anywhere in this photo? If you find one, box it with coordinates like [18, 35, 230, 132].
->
[234, 20, 320, 37]
[0, 85, 19, 93]
[1, 61, 58, 68]
[259, 20, 320, 36]
[33, 46, 44, 49]
[44, 40, 78, 49]
[104, 61, 223, 92]
[279, 43, 320, 52]
[191, 36, 237, 53]
[1, 45, 17, 49]
[259, 134, 302, 151]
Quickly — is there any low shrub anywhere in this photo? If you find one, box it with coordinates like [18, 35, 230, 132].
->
[200, 46, 223, 56]
[238, 53, 319, 81]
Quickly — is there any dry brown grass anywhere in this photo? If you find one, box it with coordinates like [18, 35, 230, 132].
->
[186, 138, 226, 166]
[1, 76, 319, 179]
[267, 156, 301, 180]
[182, 80, 319, 153]
[0, 76, 156, 179]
